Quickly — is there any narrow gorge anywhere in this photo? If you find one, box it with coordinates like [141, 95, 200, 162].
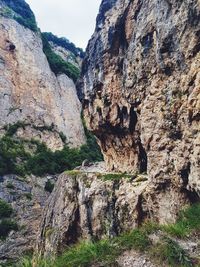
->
[0, 0, 199, 266]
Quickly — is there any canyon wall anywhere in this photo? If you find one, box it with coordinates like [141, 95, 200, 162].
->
[37, 0, 200, 256]
[0, 3, 85, 149]
[81, 0, 200, 194]
[0, 0, 85, 262]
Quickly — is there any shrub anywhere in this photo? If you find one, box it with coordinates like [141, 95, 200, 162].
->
[0, 199, 13, 218]
[6, 182, 15, 189]
[24, 193, 32, 200]
[0, 121, 103, 177]
[44, 180, 54, 193]
[4, 121, 28, 136]
[0, 218, 18, 240]
[0, 136, 29, 176]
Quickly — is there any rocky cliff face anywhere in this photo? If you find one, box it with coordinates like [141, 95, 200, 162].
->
[36, 0, 200, 258]
[0, 3, 85, 149]
[0, 1, 86, 262]
[81, 0, 200, 192]
[36, 165, 191, 257]
[0, 174, 57, 262]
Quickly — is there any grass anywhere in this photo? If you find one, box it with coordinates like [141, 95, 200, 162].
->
[100, 173, 133, 181]
[17, 204, 200, 267]
[162, 203, 200, 238]
[149, 237, 193, 267]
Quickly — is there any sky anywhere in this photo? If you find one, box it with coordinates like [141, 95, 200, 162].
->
[26, 0, 101, 49]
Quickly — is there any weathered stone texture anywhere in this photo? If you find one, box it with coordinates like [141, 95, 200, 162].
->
[81, 0, 200, 195]
[0, 17, 85, 149]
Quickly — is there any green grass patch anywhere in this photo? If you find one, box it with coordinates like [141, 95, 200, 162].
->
[149, 237, 193, 267]
[100, 173, 133, 181]
[17, 204, 200, 267]
[162, 203, 200, 238]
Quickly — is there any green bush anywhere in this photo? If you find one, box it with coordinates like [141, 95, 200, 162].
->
[0, 199, 13, 218]
[41, 33, 80, 82]
[0, 136, 29, 176]
[6, 182, 15, 189]
[0, 134, 102, 177]
[44, 180, 54, 193]
[0, 218, 18, 240]
[0, 120, 103, 177]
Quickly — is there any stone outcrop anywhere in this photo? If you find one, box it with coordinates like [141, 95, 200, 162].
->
[0, 14, 85, 149]
[81, 0, 200, 195]
[36, 164, 190, 256]
[0, 174, 57, 261]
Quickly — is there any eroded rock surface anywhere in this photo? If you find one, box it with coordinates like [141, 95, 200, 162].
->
[81, 0, 200, 197]
[0, 16, 85, 149]
[36, 167, 190, 256]
[0, 174, 57, 261]
[37, 0, 200, 258]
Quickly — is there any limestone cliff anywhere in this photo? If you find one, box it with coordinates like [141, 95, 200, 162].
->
[36, 0, 200, 258]
[0, 1, 85, 150]
[0, 0, 86, 262]
[81, 0, 200, 193]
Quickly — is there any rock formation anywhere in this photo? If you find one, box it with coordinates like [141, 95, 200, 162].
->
[81, 0, 200, 192]
[0, 0, 85, 149]
[36, 0, 200, 258]
[0, 174, 57, 261]
[0, 0, 86, 262]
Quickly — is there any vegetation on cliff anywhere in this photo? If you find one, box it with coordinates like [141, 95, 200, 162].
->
[0, 199, 18, 240]
[42, 32, 85, 59]
[18, 203, 200, 267]
[0, 0, 37, 31]
[41, 33, 80, 82]
[0, 122, 102, 177]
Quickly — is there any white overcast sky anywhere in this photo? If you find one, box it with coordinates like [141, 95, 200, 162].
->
[26, 0, 101, 49]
